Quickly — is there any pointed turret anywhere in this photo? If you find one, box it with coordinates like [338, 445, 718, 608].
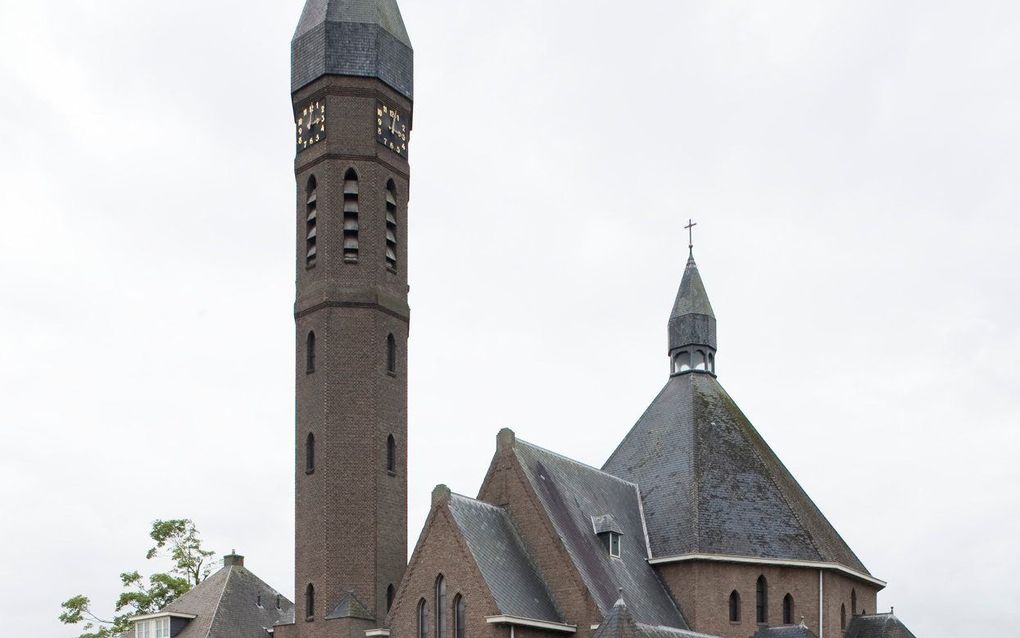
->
[292, 0, 414, 97]
[667, 253, 717, 375]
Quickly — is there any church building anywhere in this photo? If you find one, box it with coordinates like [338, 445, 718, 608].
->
[125, 2, 920, 638]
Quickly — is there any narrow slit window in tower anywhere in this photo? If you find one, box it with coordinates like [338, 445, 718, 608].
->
[387, 434, 397, 474]
[783, 594, 794, 625]
[387, 333, 397, 374]
[841, 604, 847, 630]
[386, 585, 395, 612]
[729, 591, 740, 623]
[306, 331, 316, 373]
[851, 589, 857, 615]
[305, 584, 315, 621]
[306, 176, 318, 268]
[306, 433, 315, 475]
[343, 169, 360, 261]
[386, 180, 398, 271]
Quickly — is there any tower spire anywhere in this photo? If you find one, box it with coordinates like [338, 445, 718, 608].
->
[667, 243, 717, 376]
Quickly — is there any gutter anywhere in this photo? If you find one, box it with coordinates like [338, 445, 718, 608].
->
[647, 553, 886, 588]
[486, 616, 577, 633]
[129, 613, 199, 622]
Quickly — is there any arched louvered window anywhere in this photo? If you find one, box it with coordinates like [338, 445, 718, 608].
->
[755, 576, 768, 624]
[729, 591, 740, 623]
[387, 434, 397, 474]
[783, 594, 794, 625]
[435, 576, 447, 638]
[305, 584, 315, 621]
[343, 169, 360, 261]
[417, 599, 428, 638]
[385, 180, 398, 271]
[306, 331, 316, 373]
[841, 604, 847, 630]
[305, 176, 318, 268]
[851, 589, 857, 615]
[387, 333, 397, 374]
[386, 585, 395, 612]
[453, 594, 465, 638]
[305, 433, 315, 475]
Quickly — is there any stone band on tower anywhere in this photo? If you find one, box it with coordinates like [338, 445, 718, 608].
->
[287, 1, 413, 637]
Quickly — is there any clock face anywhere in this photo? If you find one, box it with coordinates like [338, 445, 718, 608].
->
[296, 101, 326, 150]
[376, 101, 409, 157]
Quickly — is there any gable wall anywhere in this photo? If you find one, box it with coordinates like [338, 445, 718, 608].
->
[389, 505, 502, 638]
[477, 449, 598, 637]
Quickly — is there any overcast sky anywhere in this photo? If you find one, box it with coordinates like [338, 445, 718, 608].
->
[1, 1, 1018, 637]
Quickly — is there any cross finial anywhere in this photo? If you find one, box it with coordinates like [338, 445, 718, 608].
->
[684, 219, 697, 256]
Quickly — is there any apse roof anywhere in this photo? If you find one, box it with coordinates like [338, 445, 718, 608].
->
[603, 373, 871, 576]
[844, 614, 919, 638]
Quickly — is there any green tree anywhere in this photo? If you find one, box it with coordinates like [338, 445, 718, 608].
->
[59, 520, 215, 638]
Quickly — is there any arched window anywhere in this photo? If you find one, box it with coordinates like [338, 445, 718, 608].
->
[840, 604, 847, 630]
[305, 176, 318, 268]
[782, 594, 794, 625]
[673, 351, 691, 374]
[343, 169, 360, 261]
[306, 331, 316, 373]
[305, 584, 315, 621]
[729, 590, 741, 623]
[386, 585, 395, 612]
[851, 589, 857, 615]
[387, 434, 397, 474]
[435, 576, 447, 638]
[305, 433, 315, 475]
[695, 350, 708, 371]
[755, 576, 768, 624]
[709, 352, 715, 373]
[387, 333, 397, 374]
[453, 594, 465, 638]
[385, 180, 398, 271]
[417, 599, 428, 638]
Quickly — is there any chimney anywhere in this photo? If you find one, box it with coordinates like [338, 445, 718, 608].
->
[224, 550, 244, 567]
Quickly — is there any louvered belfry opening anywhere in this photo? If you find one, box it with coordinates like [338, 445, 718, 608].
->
[305, 176, 318, 268]
[385, 180, 398, 271]
[343, 169, 360, 261]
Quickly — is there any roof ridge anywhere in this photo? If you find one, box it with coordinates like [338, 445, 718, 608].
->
[449, 492, 505, 509]
[200, 565, 234, 638]
[516, 438, 639, 488]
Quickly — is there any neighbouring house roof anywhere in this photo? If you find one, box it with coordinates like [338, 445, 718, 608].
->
[511, 438, 690, 629]
[602, 372, 871, 576]
[592, 597, 715, 638]
[445, 493, 562, 623]
[844, 613, 919, 638]
[159, 558, 294, 638]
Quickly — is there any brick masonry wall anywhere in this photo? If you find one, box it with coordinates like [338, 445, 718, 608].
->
[655, 561, 880, 638]
[388, 502, 502, 638]
[476, 438, 599, 638]
[292, 73, 413, 638]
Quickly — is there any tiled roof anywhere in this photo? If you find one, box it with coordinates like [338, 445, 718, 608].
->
[446, 493, 562, 623]
[161, 562, 294, 638]
[512, 440, 690, 629]
[844, 614, 918, 638]
[603, 373, 870, 575]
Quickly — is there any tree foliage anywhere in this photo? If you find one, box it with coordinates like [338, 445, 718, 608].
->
[59, 520, 215, 638]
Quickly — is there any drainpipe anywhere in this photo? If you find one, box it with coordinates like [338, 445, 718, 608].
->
[818, 570, 824, 638]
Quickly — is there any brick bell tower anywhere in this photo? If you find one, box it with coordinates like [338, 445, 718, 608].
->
[289, 0, 412, 635]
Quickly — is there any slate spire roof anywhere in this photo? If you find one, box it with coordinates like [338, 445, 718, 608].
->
[291, 0, 414, 97]
[668, 254, 717, 354]
[605, 256, 874, 578]
[844, 613, 919, 638]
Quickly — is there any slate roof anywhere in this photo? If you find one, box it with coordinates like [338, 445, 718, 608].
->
[602, 373, 870, 575]
[592, 597, 715, 638]
[511, 439, 690, 629]
[844, 614, 918, 638]
[668, 255, 717, 352]
[751, 625, 818, 638]
[291, 0, 413, 97]
[161, 560, 294, 638]
[325, 591, 373, 620]
[446, 493, 562, 623]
